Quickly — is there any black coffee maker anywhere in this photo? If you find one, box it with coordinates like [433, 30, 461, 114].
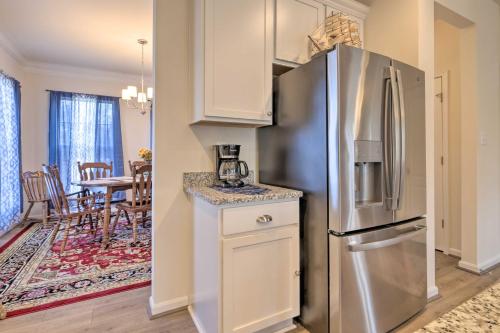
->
[215, 144, 249, 188]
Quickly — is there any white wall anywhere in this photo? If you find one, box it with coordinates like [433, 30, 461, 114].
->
[434, 0, 500, 272]
[0, 46, 151, 218]
[22, 66, 151, 176]
[150, 0, 257, 314]
[434, 19, 462, 254]
[364, 0, 419, 66]
[364, 0, 437, 298]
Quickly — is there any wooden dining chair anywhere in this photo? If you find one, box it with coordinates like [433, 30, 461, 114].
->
[43, 165, 103, 253]
[21, 171, 51, 225]
[111, 164, 152, 245]
[77, 161, 113, 180]
[128, 160, 147, 175]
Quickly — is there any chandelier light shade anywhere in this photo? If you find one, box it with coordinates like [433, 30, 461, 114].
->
[121, 39, 153, 115]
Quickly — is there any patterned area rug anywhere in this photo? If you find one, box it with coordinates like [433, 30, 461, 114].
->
[416, 281, 500, 332]
[0, 217, 151, 318]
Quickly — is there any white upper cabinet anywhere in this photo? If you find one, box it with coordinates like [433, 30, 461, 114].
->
[275, 0, 325, 65]
[274, 0, 369, 66]
[192, 0, 273, 126]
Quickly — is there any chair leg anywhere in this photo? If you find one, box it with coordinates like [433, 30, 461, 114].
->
[111, 209, 121, 236]
[132, 214, 138, 245]
[124, 211, 131, 224]
[21, 202, 34, 226]
[42, 201, 49, 226]
[60, 218, 72, 253]
[49, 217, 62, 244]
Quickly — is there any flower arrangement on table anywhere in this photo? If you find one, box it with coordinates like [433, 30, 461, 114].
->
[138, 147, 152, 162]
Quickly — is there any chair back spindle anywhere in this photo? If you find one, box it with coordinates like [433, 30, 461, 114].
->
[21, 171, 48, 202]
[43, 165, 71, 216]
[128, 160, 147, 175]
[131, 165, 152, 208]
[78, 162, 113, 180]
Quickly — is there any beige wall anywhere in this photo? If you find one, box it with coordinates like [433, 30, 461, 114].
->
[435, 0, 500, 271]
[364, 0, 438, 298]
[364, 0, 419, 66]
[0, 46, 151, 217]
[21, 67, 151, 176]
[434, 19, 462, 253]
[150, 0, 257, 312]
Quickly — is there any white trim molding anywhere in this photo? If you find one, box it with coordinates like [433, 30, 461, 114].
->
[458, 260, 481, 274]
[188, 306, 206, 333]
[478, 253, 500, 272]
[427, 285, 439, 300]
[448, 248, 462, 258]
[148, 295, 189, 319]
[459, 254, 500, 274]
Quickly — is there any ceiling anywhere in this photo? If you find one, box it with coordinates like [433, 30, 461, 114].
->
[0, 0, 153, 76]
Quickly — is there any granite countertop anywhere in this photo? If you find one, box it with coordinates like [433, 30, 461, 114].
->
[183, 172, 303, 206]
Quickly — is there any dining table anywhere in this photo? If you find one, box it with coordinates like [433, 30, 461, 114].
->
[72, 176, 136, 249]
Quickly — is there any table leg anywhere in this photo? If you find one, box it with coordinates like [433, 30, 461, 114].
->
[101, 187, 113, 250]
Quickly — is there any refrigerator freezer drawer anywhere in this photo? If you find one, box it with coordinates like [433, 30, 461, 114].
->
[329, 218, 427, 333]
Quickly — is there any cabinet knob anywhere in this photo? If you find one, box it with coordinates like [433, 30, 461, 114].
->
[266, 111, 272, 117]
[295, 270, 301, 277]
[256, 215, 273, 223]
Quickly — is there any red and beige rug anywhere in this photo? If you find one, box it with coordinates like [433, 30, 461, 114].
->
[0, 217, 151, 318]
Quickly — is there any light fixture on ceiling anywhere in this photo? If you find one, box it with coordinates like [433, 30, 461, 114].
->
[121, 39, 153, 115]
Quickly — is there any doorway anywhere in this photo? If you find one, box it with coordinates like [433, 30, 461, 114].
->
[434, 10, 471, 259]
[434, 73, 448, 253]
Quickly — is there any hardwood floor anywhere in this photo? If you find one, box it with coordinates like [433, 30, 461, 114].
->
[393, 252, 500, 333]
[1, 226, 498, 333]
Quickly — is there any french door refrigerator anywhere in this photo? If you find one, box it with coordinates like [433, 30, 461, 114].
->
[258, 45, 427, 333]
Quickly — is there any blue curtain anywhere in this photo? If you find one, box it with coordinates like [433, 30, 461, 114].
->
[0, 73, 22, 231]
[48, 92, 124, 194]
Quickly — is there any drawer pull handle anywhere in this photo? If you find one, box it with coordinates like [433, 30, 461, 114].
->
[256, 215, 273, 223]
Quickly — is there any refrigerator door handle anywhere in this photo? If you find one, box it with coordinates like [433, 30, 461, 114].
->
[347, 225, 426, 252]
[389, 66, 402, 211]
[396, 69, 406, 209]
[383, 79, 393, 208]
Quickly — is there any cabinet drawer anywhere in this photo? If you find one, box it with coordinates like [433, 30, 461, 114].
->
[222, 200, 299, 236]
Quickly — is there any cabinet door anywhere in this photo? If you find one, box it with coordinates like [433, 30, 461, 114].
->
[275, 0, 325, 64]
[204, 0, 273, 121]
[325, 5, 365, 47]
[222, 226, 300, 333]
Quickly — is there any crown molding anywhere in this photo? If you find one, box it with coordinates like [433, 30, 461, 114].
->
[23, 61, 152, 84]
[0, 32, 151, 84]
[0, 32, 27, 65]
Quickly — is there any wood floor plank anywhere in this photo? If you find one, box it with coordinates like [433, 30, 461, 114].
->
[1, 225, 498, 333]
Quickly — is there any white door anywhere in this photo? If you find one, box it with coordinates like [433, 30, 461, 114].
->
[222, 226, 300, 333]
[435, 75, 448, 252]
[275, 0, 325, 64]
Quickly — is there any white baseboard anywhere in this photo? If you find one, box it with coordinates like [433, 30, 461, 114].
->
[188, 305, 206, 333]
[148, 295, 188, 318]
[448, 248, 461, 258]
[478, 253, 500, 272]
[458, 260, 481, 274]
[427, 285, 439, 299]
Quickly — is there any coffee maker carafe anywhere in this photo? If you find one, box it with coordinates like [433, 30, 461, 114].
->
[215, 144, 249, 188]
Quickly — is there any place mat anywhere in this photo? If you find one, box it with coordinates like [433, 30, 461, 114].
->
[210, 184, 270, 195]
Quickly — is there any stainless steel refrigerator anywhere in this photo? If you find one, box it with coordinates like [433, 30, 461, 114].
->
[258, 45, 427, 333]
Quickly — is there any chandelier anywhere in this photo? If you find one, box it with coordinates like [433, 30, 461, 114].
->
[121, 39, 153, 115]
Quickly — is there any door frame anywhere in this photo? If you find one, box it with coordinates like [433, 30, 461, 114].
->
[435, 72, 450, 254]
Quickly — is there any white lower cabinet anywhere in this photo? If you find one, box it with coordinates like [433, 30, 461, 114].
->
[191, 198, 300, 333]
[222, 227, 300, 333]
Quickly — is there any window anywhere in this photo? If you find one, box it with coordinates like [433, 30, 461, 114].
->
[49, 92, 124, 193]
[0, 72, 22, 232]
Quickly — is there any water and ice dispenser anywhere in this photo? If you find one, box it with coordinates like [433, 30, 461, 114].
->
[354, 141, 383, 207]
